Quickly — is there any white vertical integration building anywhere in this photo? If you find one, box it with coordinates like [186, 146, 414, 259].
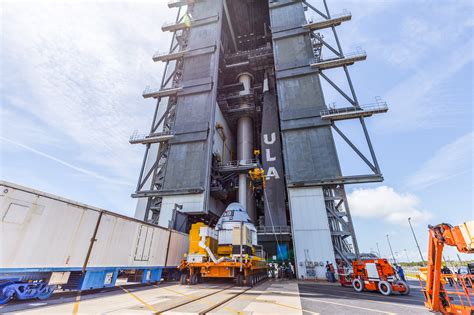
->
[131, 0, 387, 279]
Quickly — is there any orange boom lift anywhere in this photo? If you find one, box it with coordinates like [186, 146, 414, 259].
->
[418, 222, 474, 314]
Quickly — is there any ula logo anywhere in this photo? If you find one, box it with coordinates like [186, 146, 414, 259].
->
[263, 132, 280, 179]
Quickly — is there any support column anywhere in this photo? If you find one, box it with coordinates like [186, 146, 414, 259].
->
[237, 116, 252, 205]
[236, 73, 255, 220]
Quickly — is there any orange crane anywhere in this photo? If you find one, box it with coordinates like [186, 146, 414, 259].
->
[418, 221, 474, 314]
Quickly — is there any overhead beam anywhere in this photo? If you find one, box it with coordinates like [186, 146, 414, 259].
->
[223, 0, 239, 52]
[331, 123, 377, 174]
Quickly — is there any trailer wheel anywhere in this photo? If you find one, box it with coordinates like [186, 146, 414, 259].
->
[352, 278, 364, 292]
[378, 281, 392, 296]
[236, 274, 244, 286]
[179, 274, 187, 285]
[245, 275, 253, 287]
[190, 274, 199, 285]
[396, 280, 410, 295]
[37, 285, 55, 300]
[0, 283, 15, 305]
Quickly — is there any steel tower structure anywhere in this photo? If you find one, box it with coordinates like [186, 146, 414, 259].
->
[131, 0, 387, 279]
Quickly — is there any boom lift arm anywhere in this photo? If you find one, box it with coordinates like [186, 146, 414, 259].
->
[420, 222, 474, 314]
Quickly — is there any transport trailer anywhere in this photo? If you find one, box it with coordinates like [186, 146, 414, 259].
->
[180, 257, 268, 286]
[0, 181, 188, 304]
[179, 204, 268, 286]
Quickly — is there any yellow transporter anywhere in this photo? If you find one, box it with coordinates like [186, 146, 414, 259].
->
[179, 204, 268, 286]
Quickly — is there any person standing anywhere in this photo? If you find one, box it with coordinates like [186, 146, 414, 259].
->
[289, 262, 295, 279]
[441, 265, 454, 287]
[325, 261, 331, 282]
[328, 263, 336, 282]
[268, 263, 274, 278]
[396, 265, 406, 282]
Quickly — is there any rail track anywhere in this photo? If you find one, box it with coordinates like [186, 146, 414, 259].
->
[157, 280, 267, 314]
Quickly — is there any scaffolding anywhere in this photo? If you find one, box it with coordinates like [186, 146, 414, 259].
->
[130, 4, 193, 221]
[301, 0, 388, 263]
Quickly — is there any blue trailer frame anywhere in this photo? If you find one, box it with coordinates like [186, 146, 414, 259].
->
[0, 266, 167, 304]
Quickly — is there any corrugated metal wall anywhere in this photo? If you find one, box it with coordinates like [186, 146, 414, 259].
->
[288, 187, 336, 279]
[269, 0, 341, 185]
[160, 0, 224, 205]
[269, 0, 340, 279]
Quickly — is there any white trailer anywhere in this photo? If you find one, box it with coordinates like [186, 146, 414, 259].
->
[0, 181, 188, 304]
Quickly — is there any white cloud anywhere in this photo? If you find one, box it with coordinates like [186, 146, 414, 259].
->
[0, 105, 62, 148]
[314, 0, 473, 133]
[377, 40, 474, 132]
[348, 186, 432, 226]
[406, 132, 473, 190]
[0, 136, 130, 186]
[371, 1, 473, 71]
[1, 1, 172, 183]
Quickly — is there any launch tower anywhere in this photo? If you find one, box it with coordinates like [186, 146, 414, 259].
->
[131, 0, 387, 279]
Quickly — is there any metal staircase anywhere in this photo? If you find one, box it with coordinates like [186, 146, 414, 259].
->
[130, 4, 193, 222]
[324, 185, 358, 263]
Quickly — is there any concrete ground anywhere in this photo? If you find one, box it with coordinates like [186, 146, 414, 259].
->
[0, 279, 430, 314]
[298, 280, 429, 315]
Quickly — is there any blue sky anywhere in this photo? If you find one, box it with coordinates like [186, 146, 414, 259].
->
[1, 0, 472, 262]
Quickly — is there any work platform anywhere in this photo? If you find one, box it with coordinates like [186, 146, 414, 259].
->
[311, 50, 367, 70]
[1, 280, 428, 314]
[320, 103, 389, 121]
[129, 131, 176, 144]
[303, 10, 352, 31]
[142, 86, 182, 99]
[217, 159, 259, 173]
[153, 50, 187, 62]
[167, 0, 199, 8]
[161, 15, 219, 32]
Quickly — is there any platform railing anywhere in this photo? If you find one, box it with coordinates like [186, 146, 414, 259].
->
[152, 50, 186, 61]
[161, 13, 190, 30]
[330, 9, 351, 19]
[343, 48, 366, 58]
[257, 226, 292, 234]
[322, 48, 366, 62]
[254, 245, 267, 259]
[218, 159, 258, 168]
[320, 102, 388, 117]
[307, 9, 351, 24]
[418, 272, 474, 312]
